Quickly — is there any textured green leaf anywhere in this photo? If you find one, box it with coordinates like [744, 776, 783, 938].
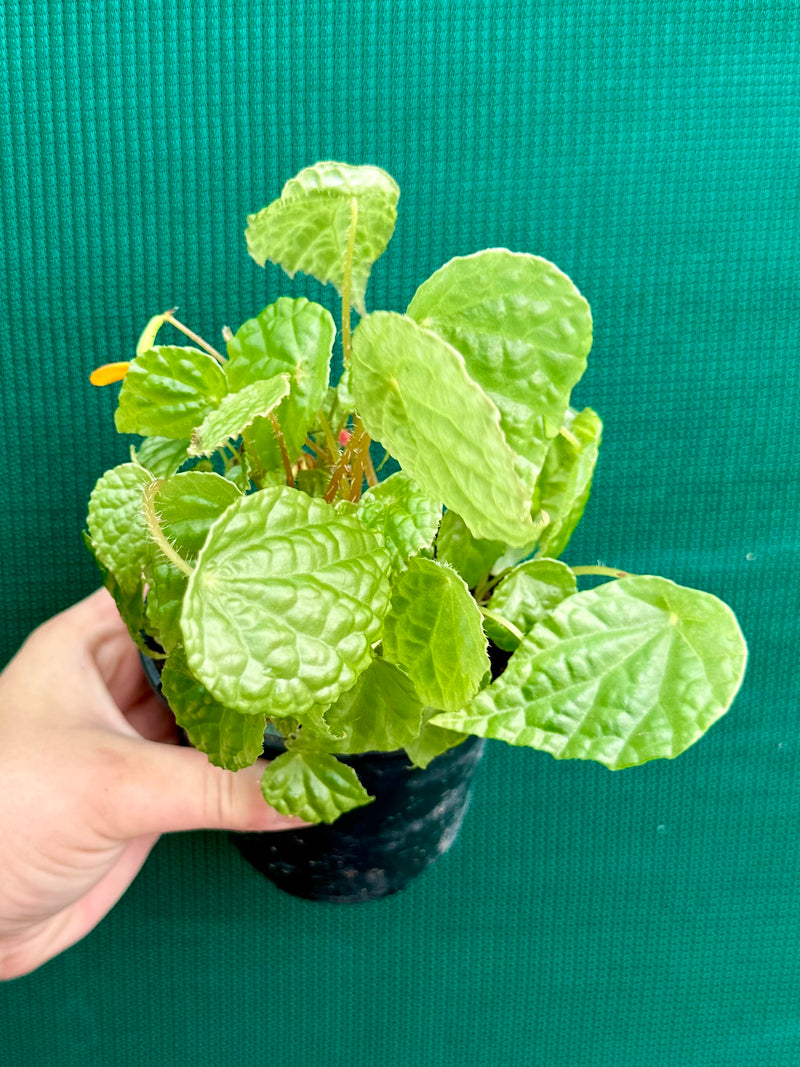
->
[486, 558, 577, 651]
[84, 531, 149, 653]
[382, 557, 489, 712]
[319, 658, 424, 754]
[245, 162, 399, 314]
[407, 250, 593, 473]
[226, 298, 336, 469]
[161, 648, 267, 771]
[404, 715, 467, 769]
[491, 407, 603, 572]
[144, 556, 186, 654]
[188, 375, 291, 457]
[143, 471, 244, 651]
[432, 576, 748, 770]
[535, 407, 602, 558]
[357, 472, 442, 572]
[260, 748, 373, 824]
[155, 471, 242, 558]
[86, 463, 153, 593]
[131, 436, 190, 478]
[435, 510, 503, 589]
[182, 487, 392, 716]
[351, 311, 538, 545]
[115, 346, 228, 438]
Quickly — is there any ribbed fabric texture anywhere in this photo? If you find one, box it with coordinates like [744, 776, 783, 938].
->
[2, 2, 799, 1064]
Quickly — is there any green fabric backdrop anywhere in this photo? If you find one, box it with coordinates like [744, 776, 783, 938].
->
[1, 2, 798, 1064]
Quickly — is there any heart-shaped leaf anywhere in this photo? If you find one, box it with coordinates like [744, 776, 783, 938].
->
[432, 576, 747, 769]
[116, 346, 228, 439]
[182, 487, 392, 716]
[260, 748, 373, 823]
[245, 162, 399, 314]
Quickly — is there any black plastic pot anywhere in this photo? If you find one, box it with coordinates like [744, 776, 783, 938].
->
[233, 734, 485, 903]
[140, 652, 485, 903]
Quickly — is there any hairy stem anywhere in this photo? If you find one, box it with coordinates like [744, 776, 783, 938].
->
[324, 417, 370, 503]
[142, 480, 194, 578]
[163, 311, 226, 364]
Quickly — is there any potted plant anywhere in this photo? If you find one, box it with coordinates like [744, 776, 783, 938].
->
[85, 161, 747, 902]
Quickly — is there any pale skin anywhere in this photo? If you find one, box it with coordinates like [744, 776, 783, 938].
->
[0, 588, 305, 981]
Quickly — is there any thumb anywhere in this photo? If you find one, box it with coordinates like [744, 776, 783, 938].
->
[101, 737, 307, 838]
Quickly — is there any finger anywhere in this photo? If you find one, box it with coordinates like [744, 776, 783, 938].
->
[122, 689, 179, 745]
[98, 737, 307, 837]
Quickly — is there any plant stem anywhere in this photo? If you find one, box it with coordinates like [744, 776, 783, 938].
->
[317, 409, 340, 461]
[363, 447, 379, 488]
[324, 416, 369, 503]
[571, 565, 632, 579]
[479, 607, 525, 645]
[163, 310, 226, 364]
[558, 424, 581, 449]
[473, 571, 505, 602]
[142, 480, 194, 578]
[269, 413, 295, 487]
[340, 197, 358, 364]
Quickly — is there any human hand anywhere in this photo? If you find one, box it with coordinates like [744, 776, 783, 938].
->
[0, 588, 304, 980]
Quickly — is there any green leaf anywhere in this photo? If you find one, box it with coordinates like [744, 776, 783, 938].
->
[84, 531, 149, 653]
[435, 510, 503, 589]
[115, 346, 228, 439]
[188, 375, 291, 457]
[535, 407, 603, 559]
[404, 714, 467, 769]
[226, 298, 336, 469]
[486, 558, 577, 651]
[143, 471, 244, 652]
[294, 468, 330, 498]
[144, 556, 186, 654]
[318, 658, 425, 754]
[357, 472, 442, 572]
[86, 463, 153, 593]
[161, 648, 267, 771]
[432, 576, 748, 770]
[382, 557, 489, 713]
[491, 407, 603, 573]
[132, 436, 190, 478]
[350, 311, 538, 545]
[407, 250, 593, 473]
[245, 162, 399, 314]
[154, 471, 242, 558]
[182, 486, 392, 717]
[260, 748, 373, 824]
